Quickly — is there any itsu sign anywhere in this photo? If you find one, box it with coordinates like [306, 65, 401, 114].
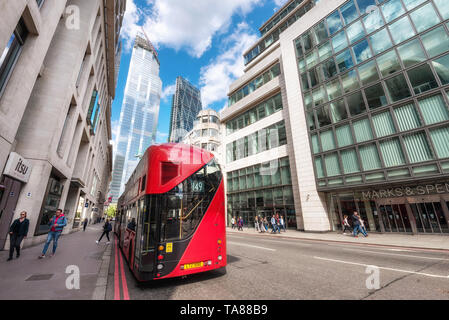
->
[3, 152, 32, 183]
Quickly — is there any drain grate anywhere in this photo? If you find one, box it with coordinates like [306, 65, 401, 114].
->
[25, 274, 54, 281]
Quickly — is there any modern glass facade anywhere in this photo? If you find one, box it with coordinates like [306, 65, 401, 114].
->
[226, 157, 297, 229]
[226, 121, 287, 163]
[295, 0, 449, 234]
[110, 34, 162, 202]
[296, 0, 449, 189]
[168, 76, 202, 143]
[228, 63, 281, 106]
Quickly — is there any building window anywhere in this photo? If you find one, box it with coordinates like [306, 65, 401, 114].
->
[0, 19, 28, 96]
[36, 176, 64, 235]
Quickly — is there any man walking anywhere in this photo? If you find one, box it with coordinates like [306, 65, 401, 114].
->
[352, 211, 368, 237]
[39, 209, 67, 258]
[271, 215, 279, 234]
[7, 211, 29, 261]
[96, 219, 112, 244]
[82, 218, 88, 232]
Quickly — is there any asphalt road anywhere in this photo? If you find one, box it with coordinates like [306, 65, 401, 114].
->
[107, 232, 449, 300]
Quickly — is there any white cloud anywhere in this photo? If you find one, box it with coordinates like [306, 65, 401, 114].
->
[161, 83, 176, 102]
[273, 0, 288, 9]
[199, 22, 258, 108]
[121, 0, 263, 58]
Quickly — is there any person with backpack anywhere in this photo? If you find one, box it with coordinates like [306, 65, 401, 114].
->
[96, 219, 112, 244]
[7, 211, 29, 261]
[38, 209, 67, 258]
[237, 216, 243, 231]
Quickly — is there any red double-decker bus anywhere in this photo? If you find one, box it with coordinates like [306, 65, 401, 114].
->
[115, 143, 226, 281]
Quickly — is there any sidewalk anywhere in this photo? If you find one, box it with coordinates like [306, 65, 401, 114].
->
[227, 227, 449, 251]
[0, 224, 111, 300]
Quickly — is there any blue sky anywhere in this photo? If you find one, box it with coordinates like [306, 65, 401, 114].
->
[111, 0, 289, 144]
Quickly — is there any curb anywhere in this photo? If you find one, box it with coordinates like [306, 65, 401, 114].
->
[227, 230, 449, 253]
[91, 241, 112, 300]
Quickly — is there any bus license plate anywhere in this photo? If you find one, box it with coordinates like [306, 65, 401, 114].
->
[183, 262, 204, 270]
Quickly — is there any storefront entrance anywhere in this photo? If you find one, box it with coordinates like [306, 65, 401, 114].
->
[329, 189, 449, 235]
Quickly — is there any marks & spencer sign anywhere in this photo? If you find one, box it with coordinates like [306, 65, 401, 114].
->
[3, 152, 32, 183]
[362, 183, 449, 200]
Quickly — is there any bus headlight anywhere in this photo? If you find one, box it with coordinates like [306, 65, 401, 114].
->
[157, 263, 164, 270]
[218, 255, 222, 261]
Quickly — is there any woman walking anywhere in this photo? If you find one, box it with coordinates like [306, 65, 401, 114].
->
[7, 211, 29, 261]
[342, 215, 352, 235]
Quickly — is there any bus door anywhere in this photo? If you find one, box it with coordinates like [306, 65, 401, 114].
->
[138, 195, 159, 273]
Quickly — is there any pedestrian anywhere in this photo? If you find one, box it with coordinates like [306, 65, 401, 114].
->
[259, 216, 265, 233]
[38, 209, 67, 259]
[82, 218, 88, 232]
[254, 216, 260, 232]
[231, 216, 236, 229]
[7, 211, 29, 261]
[96, 219, 112, 244]
[360, 217, 368, 235]
[263, 217, 269, 232]
[352, 211, 368, 237]
[275, 213, 281, 233]
[237, 216, 243, 231]
[342, 215, 352, 235]
[127, 218, 136, 231]
[270, 215, 279, 234]
[280, 215, 286, 232]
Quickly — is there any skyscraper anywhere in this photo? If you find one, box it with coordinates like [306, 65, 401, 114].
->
[169, 76, 203, 143]
[110, 33, 162, 202]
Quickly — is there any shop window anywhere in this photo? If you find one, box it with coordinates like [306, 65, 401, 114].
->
[352, 39, 372, 64]
[380, 0, 405, 23]
[353, 118, 373, 143]
[387, 168, 410, 179]
[403, 131, 434, 163]
[417, 94, 449, 125]
[359, 144, 382, 170]
[346, 91, 366, 115]
[393, 103, 421, 132]
[36, 176, 64, 235]
[385, 74, 412, 102]
[412, 164, 439, 176]
[377, 50, 401, 77]
[365, 172, 385, 181]
[369, 28, 392, 55]
[410, 3, 440, 33]
[389, 16, 415, 45]
[345, 175, 362, 184]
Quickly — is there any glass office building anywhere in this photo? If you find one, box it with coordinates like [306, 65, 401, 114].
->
[169, 76, 202, 143]
[296, 0, 449, 234]
[110, 34, 162, 202]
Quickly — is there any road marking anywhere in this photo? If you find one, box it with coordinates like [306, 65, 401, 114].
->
[343, 248, 449, 261]
[227, 241, 276, 251]
[314, 256, 449, 279]
[118, 245, 130, 300]
[114, 237, 120, 300]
